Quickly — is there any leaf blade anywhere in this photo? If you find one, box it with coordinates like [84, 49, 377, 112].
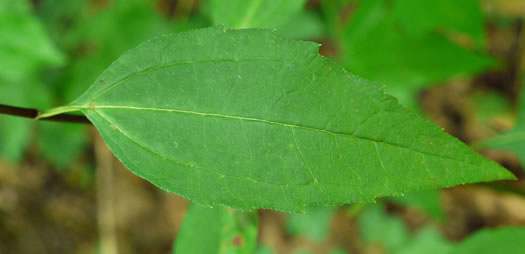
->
[51, 27, 513, 212]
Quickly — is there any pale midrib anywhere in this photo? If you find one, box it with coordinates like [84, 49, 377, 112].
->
[87, 105, 484, 166]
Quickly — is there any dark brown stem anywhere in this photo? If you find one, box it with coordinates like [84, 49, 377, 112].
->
[0, 104, 91, 124]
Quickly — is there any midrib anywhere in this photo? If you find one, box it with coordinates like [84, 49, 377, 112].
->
[87, 104, 482, 166]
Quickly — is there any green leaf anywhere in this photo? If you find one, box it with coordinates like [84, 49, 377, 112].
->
[41, 27, 513, 212]
[397, 227, 453, 254]
[38, 122, 88, 169]
[0, 79, 51, 162]
[452, 227, 525, 254]
[391, 0, 486, 47]
[359, 204, 453, 254]
[276, 9, 325, 40]
[61, 0, 175, 102]
[0, 0, 62, 163]
[286, 207, 336, 242]
[35, 0, 87, 47]
[341, 0, 495, 107]
[295, 250, 314, 254]
[0, 116, 33, 162]
[173, 204, 258, 254]
[359, 204, 410, 252]
[479, 82, 525, 169]
[390, 190, 445, 221]
[471, 91, 513, 125]
[0, 0, 64, 82]
[204, 0, 306, 29]
[256, 246, 275, 254]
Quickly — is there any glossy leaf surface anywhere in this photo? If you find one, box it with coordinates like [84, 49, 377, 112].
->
[42, 27, 513, 212]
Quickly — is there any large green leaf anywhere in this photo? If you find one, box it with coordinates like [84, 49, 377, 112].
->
[40, 27, 513, 212]
[204, 0, 306, 29]
[173, 204, 258, 254]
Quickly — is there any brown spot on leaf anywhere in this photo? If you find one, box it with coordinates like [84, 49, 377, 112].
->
[231, 234, 244, 247]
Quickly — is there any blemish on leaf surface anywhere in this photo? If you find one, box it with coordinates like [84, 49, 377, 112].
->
[231, 234, 244, 247]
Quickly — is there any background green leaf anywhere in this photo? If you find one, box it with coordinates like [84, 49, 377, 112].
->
[359, 204, 453, 254]
[340, 0, 495, 108]
[204, 0, 306, 29]
[452, 227, 525, 254]
[390, 189, 445, 221]
[0, 0, 63, 162]
[0, 0, 64, 82]
[286, 207, 336, 242]
[359, 204, 410, 252]
[173, 204, 258, 254]
[479, 80, 525, 169]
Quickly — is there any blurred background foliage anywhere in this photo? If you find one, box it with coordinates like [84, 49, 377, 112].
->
[1, 0, 525, 253]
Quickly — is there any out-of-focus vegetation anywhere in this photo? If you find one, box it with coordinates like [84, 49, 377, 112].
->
[0, 0, 524, 253]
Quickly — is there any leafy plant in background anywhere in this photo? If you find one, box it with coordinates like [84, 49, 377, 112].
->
[0, 0, 64, 162]
[358, 204, 525, 254]
[479, 81, 525, 170]
[174, 205, 258, 254]
[338, 0, 495, 108]
[1, 0, 524, 253]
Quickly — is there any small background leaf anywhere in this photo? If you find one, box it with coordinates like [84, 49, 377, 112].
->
[286, 207, 337, 242]
[173, 204, 258, 254]
[0, 0, 62, 162]
[452, 227, 525, 254]
[204, 0, 306, 29]
[390, 190, 445, 221]
[479, 80, 525, 169]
